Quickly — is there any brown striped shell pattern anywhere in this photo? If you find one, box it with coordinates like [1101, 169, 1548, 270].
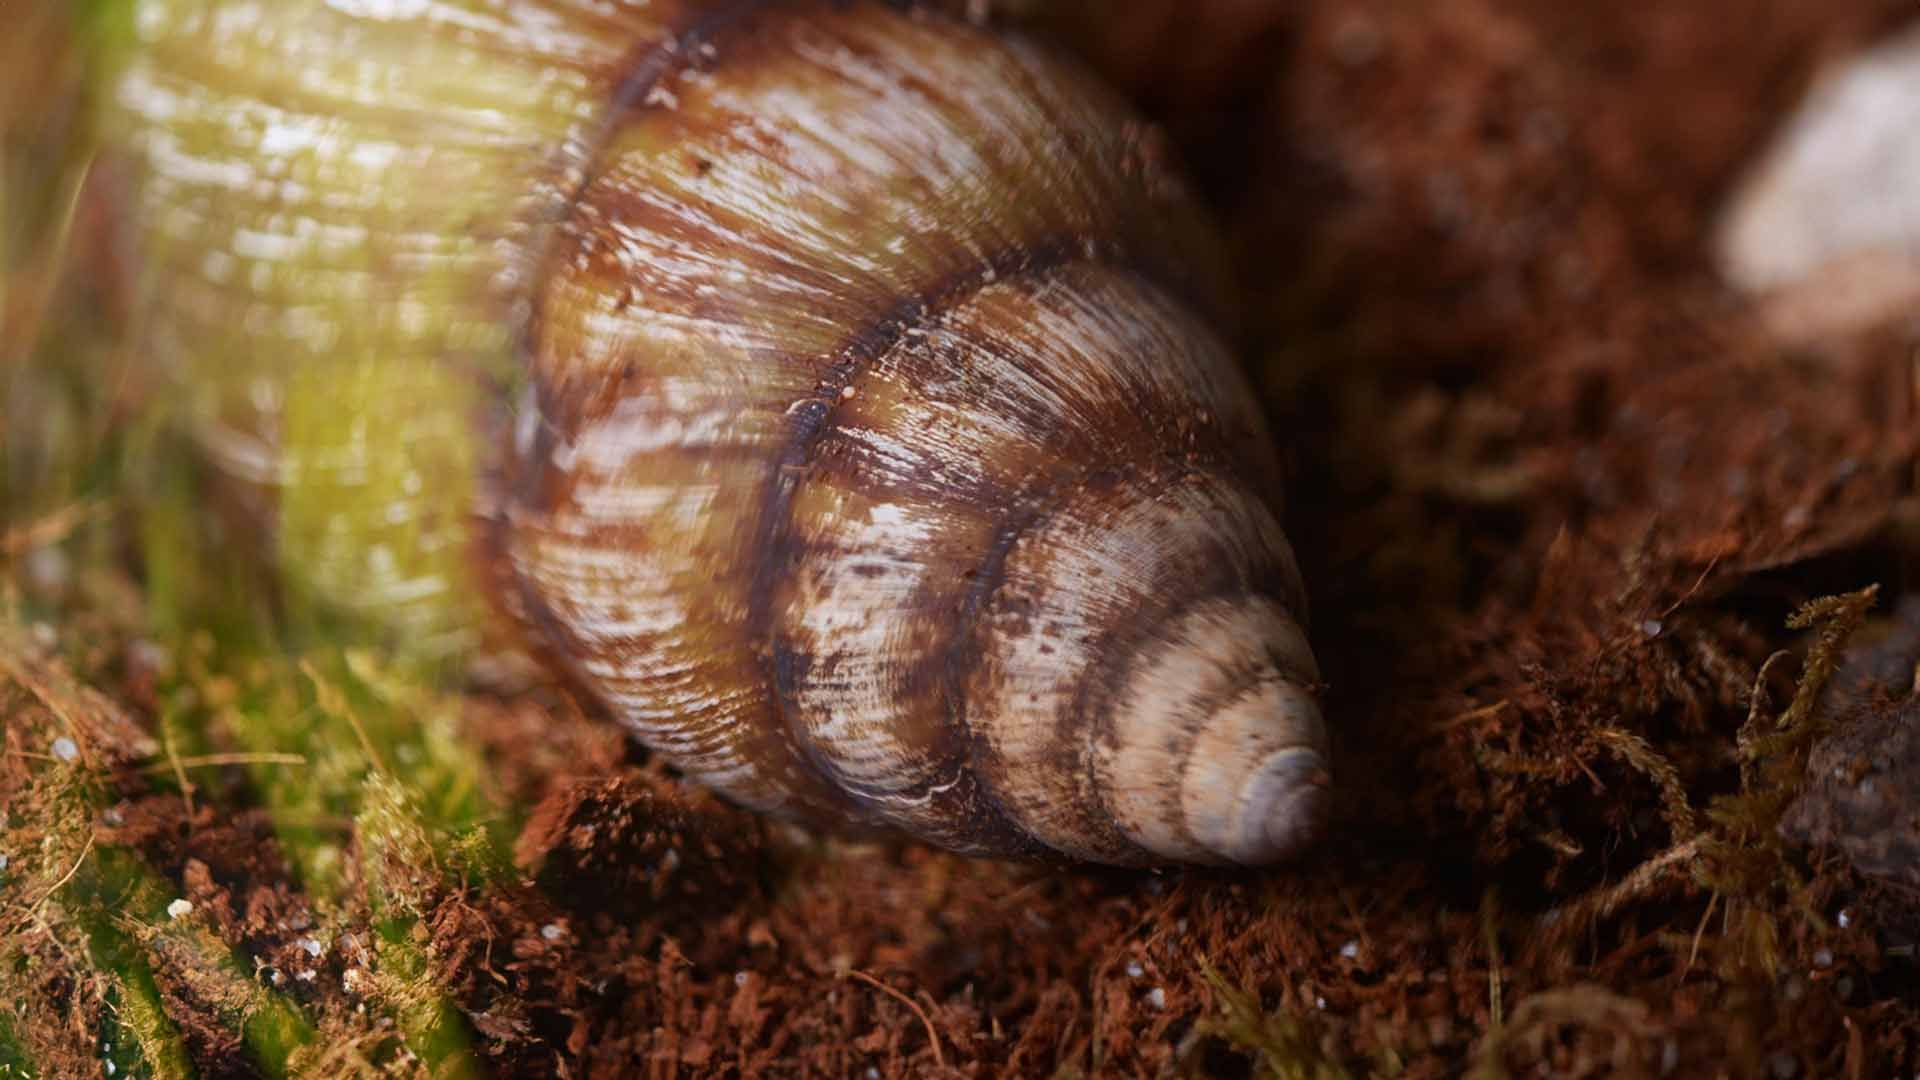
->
[111, 0, 1330, 866]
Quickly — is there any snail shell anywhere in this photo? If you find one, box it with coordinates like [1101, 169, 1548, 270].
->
[111, 0, 1329, 865]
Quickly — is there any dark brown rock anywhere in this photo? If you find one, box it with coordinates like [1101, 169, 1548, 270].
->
[1782, 600, 1920, 896]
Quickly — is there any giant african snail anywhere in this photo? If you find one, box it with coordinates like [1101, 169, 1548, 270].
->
[109, 0, 1331, 866]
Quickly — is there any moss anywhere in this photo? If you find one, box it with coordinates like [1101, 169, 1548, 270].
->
[83, 923, 198, 1080]
[1194, 964, 1351, 1080]
[51, 794, 314, 1077]
[0, 1015, 37, 1080]
[0, 711, 194, 1080]
[0, 623, 328, 1079]
[1695, 586, 1879, 973]
[354, 777, 484, 1079]
[72, 784, 311, 1074]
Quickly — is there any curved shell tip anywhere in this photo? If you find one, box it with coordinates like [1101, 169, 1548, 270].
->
[1096, 593, 1330, 866]
[1174, 666, 1330, 866]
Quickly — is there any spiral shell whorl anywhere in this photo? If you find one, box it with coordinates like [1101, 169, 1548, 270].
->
[113, 0, 1330, 865]
[1097, 596, 1328, 865]
[504, 1, 1327, 863]
[951, 466, 1322, 865]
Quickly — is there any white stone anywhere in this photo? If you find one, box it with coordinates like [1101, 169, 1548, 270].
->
[1719, 24, 1920, 341]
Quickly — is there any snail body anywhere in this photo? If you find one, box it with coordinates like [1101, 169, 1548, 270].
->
[111, 0, 1329, 865]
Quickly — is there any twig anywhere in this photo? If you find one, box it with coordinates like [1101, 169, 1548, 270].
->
[1738, 650, 1793, 785]
[1593, 727, 1697, 839]
[0, 501, 101, 559]
[140, 751, 308, 772]
[990, 874, 1053, 911]
[1480, 889, 1504, 1030]
[1438, 699, 1512, 732]
[163, 725, 194, 822]
[1684, 891, 1720, 978]
[1542, 837, 1703, 938]
[31, 832, 95, 916]
[846, 969, 946, 1069]
[300, 659, 387, 775]
[1089, 950, 1115, 1074]
[1655, 553, 1722, 619]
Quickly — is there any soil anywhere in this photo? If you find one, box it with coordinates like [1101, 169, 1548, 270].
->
[10, 0, 1920, 1075]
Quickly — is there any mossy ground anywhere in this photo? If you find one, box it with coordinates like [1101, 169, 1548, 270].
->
[6, 0, 1920, 1076]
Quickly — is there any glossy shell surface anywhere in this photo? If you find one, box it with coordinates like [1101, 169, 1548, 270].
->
[114, 0, 1330, 865]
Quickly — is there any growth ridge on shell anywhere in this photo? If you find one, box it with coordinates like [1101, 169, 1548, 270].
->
[109, 0, 1332, 866]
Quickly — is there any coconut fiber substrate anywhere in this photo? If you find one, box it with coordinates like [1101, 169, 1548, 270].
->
[4, 0, 1920, 1076]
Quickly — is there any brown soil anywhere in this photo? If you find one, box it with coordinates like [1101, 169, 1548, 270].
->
[13, 0, 1920, 1075]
